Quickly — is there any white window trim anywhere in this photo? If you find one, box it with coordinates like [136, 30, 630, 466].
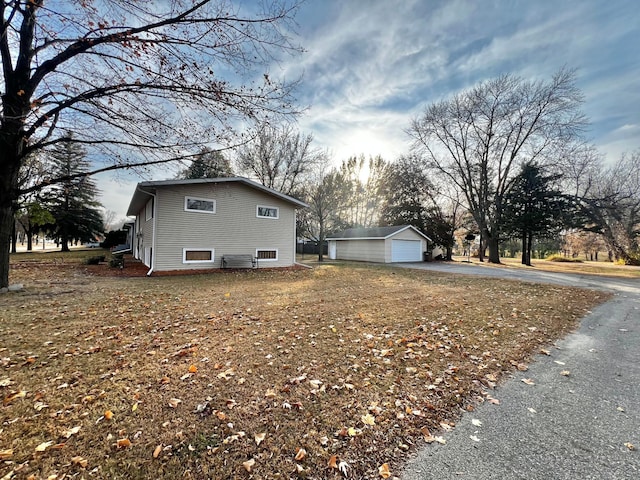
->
[182, 248, 215, 264]
[184, 196, 216, 214]
[256, 204, 279, 219]
[256, 248, 278, 262]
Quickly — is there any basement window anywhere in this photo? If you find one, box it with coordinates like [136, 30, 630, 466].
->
[183, 248, 215, 264]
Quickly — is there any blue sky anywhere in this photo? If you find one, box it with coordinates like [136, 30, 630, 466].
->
[100, 0, 639, 223]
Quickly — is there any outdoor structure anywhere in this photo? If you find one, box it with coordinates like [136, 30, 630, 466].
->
[327, 225, 432, 263]
[126, 177, 308, 274]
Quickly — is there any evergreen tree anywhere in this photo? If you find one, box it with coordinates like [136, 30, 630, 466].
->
[502, 163, 568, 265]
[44, 140, 104, 252]
[179, 149, 233, 179]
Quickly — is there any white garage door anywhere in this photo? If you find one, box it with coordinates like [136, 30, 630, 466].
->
[391, 239, 422, 262]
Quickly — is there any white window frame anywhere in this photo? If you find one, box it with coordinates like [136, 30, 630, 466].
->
[145, 199, 153, 221]
[182, 248, 215, 264]
[184, 196, 216, 214]
[256, 248, 278, 262]
[256, 205, 279, 219]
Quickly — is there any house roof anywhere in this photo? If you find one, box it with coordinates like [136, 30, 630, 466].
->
[327, 225, 432, 242]
[126, 177, 308, 216]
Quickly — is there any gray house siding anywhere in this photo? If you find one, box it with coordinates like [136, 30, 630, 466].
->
[147, 182, 296, 271]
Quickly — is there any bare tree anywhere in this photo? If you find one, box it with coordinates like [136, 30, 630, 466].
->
[337, 155, 389, 228]
[0, 0, 303, 287]
[298, 168, 349, 262]
[579, 150, 640, 264]
[409, 68, 587, 264]
[236, 123, 323, 196]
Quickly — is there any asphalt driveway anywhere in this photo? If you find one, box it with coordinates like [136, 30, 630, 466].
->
[398, 261, 640, 480]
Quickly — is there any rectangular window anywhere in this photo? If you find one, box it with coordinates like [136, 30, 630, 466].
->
[256, 249, 278, 261]
[183, 248, 215, 264]
[185, 196, 216, 213]
[145, 199, 153, 221]
[257, 205, 279, 219]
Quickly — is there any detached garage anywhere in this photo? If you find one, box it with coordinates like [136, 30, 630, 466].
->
[327, 225, 432, 263]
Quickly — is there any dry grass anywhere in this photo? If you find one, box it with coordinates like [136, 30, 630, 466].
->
[474, 256, 640, 278]
[1, 253, 610, 479]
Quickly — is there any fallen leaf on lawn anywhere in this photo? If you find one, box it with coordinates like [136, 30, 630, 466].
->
[434, 436, 447, 444]
[560, 370, 571, 376]
[132, 402, 139, 412]
[516, 363, 528, 371]
[624, 443, 635, 451]
[34, 401, 48, 411]
[528, 407, 537, 414]
[0, 378, 10, 387]
[361, 413, 375, 426]
[378, 462, 391, 478]
[328, 455, 338, 469]
[188, 364, 198, 373]
[487, 396, 500, 405]
[153, 445, 162, 458]
[554, 360, 566, 365]
[116, 438, 132, 448]
[617, 406, 625, 412]
[470, 435, 480, 442]
[294, 447, 307, 461]
[254, 432, 266, 446]
[168, 398, 182, 408]
[224, 292, 231, 298]
[338, 460, 349, 476]
[264, 388, 276, 398]
[405, 367, 417, 374]
[217, 368, 235, 379]
[521, 378, 535, 385]
[62, 426, 81, 438]
[0, 449, 13, 460]
[242, 458, 255, 472]
[471, 418, 482, 427]
[540, 348, 551, 355]
[71, 456, 88, 468]
[3, 390, 26, 405]
[35, 440, 54, 452]
[485, 373, 497, 382]
[104, 410, 113, 420]
[347, 427, 362, 436]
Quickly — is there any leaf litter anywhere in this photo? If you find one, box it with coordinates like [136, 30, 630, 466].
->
[0, 255, 609, 479]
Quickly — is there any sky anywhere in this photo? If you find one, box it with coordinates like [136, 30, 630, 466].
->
[98, 0, 639, 225]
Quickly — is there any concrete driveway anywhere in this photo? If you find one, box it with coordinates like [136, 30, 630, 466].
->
[397, 261, 640, 480]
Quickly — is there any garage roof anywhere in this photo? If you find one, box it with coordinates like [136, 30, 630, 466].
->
[327, 225, 432, 242]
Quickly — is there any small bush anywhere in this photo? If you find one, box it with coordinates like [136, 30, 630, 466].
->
[109, 255, 125, 268]
[85, 255, 106, 265]
[545, 254, 582, 263]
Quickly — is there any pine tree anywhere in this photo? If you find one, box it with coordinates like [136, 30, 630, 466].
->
[179, 149, 233, 179]
[44, 140, 104, 252]
[502, 163, 568, 265]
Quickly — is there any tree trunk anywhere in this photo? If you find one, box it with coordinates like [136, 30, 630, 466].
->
[11, 220, 17, 254]
[487, 235, 500, 264]
[0, 204, 13, 287]
[525, 233, 533, 266]
[478, 233, 485, 262]
[521, 233, 528, 265]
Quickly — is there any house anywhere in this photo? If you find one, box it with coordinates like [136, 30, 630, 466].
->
[327, 225, 432, 263]
[126, 177, 308, 274]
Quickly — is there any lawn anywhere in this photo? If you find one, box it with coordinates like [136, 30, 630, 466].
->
[1, 252, 610, 479]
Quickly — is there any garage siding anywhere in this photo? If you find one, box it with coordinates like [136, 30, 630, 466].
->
[335, 239, 386, 262]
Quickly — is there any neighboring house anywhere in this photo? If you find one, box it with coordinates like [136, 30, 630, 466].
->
[126, 177, 308, 274]
[327, 225, 432, 263]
